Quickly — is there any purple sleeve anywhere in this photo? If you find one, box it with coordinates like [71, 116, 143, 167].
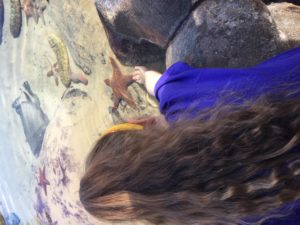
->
[153, 46, 300, 123]
[154, 62, 194, 101]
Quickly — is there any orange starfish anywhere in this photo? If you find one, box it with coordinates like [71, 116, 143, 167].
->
[104, 57, 136, 112]
[38, 165, 50, 196]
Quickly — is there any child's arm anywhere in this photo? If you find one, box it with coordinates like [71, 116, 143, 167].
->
[133, 66, 162, 96]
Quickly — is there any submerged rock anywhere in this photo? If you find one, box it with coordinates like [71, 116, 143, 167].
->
[12, 81, 49, 157]
[268, 2, 300, 48]
[61, 88, 89, 99]
[95, 0, 200, 65]
[96, 21, 165, 66]
[9, 0, 22, 38]
[95, 0, 198, 48]
[166, 0, 287, 68]
[95, 0, 292, 68]
[0, 0, 4, 44]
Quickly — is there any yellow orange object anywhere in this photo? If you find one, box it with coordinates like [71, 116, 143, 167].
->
[103, 123, 144, 136]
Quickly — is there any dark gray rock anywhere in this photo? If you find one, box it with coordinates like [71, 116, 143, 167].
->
[95, 0, 199, 47]
[166, 0, 288, 68]
[0, 0, 4, 44]
[12, 82, 49, 157]
[268, 3, 300, 48]
[98, 18, 165, 66]
[95, 0, 200, 65]
[10, 0, 22, 38]
[69, 41, 94, 75]
[61, 88, 89, 99]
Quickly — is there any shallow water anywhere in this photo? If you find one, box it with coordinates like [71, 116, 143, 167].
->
[0, 0, 158, 224]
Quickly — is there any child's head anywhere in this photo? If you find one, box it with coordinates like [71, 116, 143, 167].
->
[80, 94, 300, 225]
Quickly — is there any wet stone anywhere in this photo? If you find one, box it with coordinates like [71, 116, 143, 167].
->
[94, 0, 200, 65]
[166, 0, 288, 68]
[100, 22, 165, 66]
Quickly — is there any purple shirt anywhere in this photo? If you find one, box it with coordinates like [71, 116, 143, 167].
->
[154, 46, 300, 224]
[155, 46, 300, 123]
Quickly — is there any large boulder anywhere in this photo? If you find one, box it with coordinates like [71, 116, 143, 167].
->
[166, 0, 288, 68]
[267, 2, 300, 48]
[95, 0, 200, 65]
[96, 19, 165, 66]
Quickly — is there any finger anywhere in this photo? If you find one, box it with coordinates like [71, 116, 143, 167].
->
[134, 66, 142, 71]
[132, 76, 141, 83]
[132, 75, 140, 80]
[132, 71, 140, 76]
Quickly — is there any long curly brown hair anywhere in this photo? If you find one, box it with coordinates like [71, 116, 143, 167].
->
[80, 89, 300, 225]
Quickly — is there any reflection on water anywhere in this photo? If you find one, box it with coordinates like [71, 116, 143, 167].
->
[0, 0, 157, 224]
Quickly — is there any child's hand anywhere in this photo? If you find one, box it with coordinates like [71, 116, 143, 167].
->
[133, 66, 148, 85]
[133, 67, 162, 96]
